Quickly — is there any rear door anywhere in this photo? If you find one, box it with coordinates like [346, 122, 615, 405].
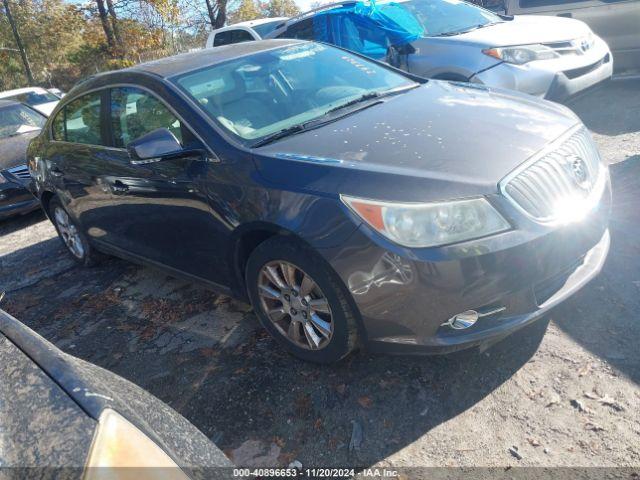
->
[45, 90, 116, 235]
[508, 0, 640, 72]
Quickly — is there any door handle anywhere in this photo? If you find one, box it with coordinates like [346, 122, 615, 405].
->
[111, 180, 129, 195]
[50, 167, 64, 177]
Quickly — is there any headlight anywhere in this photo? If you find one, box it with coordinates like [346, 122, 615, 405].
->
[341, 195, 510, 248]
[483, 44, 559, 65]
[83, 409, 188, 479]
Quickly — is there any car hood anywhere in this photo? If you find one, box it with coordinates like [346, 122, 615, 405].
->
[253, 80, 580, 202]
[31, 101, 57, 116]
[455, 15, 592, 47]
[0, 130, 39, 171]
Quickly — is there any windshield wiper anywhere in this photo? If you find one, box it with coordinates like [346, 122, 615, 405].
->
[251, 85, 418, 148]
[252, 124, 307, 148]
[324, 85, 417, 116]
[437, 22, 500, 37]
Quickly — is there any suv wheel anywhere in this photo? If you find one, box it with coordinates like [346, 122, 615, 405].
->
[246, 237, 359, 364]
[49, 197, 99, 267]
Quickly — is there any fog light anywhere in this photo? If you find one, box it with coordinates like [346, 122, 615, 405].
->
[447, 310, 479, 330]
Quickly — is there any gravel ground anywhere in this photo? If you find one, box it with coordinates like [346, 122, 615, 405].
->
[1, 79, 639, 471]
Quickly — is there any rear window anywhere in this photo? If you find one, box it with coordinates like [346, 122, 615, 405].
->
[213, 29, 254, 46]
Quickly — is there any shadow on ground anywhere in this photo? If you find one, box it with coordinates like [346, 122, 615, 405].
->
[567, 79, 640, 136]
[552, 156, 640, 385]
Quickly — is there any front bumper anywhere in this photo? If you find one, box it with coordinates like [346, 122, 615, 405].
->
[0, 179, 39, 220]
[320, 179, 611, 355]
[472, 35, 613, 102]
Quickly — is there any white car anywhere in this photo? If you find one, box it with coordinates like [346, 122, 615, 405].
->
[206, 17, 288, 48]
[0, 87, 60, 116]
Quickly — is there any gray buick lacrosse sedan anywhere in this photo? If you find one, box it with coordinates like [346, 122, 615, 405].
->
[29, 40, 610, 363]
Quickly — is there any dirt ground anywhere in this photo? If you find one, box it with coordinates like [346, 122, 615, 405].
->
[1, 79, 639, 471]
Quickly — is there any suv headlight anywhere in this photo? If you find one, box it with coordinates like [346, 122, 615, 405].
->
[483, 44, 559, 65]
[341, 195, 510, 248]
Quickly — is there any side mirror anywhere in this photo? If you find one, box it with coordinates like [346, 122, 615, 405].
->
[127, 128, 185, 165]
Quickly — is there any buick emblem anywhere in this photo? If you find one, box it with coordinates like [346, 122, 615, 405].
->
[567, 155, 590, 189]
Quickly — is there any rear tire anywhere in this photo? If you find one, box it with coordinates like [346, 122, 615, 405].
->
[246, 237, 359, 364]
[49, 197, 100, 267]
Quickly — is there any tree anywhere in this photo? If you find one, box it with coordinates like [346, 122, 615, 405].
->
[262, 0, 299, 18]
[1, 0, 33, 84]
[229, 0, 260, 23]
[96, 0, 117, 53]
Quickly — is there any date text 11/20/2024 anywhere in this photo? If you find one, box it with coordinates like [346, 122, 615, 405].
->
[233, 468, 401, 478]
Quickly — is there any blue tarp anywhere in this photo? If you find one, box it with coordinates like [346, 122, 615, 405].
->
[312, 1, 425, 58]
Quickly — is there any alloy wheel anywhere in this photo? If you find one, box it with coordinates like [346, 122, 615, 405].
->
[54, 206, 85, 259]
[257, 260, 333, 350]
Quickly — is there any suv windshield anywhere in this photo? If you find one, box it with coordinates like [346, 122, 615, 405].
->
[173, 43, 417, 143]
[399, 0, 502, 36]
[0, 104, 46, 139]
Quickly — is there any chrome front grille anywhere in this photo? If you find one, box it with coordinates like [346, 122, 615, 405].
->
[501, 127, 604, 222]
[6, 164, 31, 180]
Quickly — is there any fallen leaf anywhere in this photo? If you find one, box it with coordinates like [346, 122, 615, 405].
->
[358, 396, 373, 408]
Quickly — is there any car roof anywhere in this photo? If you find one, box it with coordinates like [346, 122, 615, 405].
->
[126, 39, 305, 78]
[0, 86, 49, 98]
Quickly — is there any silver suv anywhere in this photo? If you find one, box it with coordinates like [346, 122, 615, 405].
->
[483, 0, 639, 73]
[265, 0, 614, 101]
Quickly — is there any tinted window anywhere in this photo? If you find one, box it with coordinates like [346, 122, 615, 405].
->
[0, 104, 46, 139]
[213, 29, 254, 46]
[62, 92, 103, 145]
[277, 18, 315, 40]
[110, 87, 182, 148]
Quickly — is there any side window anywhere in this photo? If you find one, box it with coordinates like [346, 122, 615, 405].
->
[214, 29, 254, 46]
[110, 87, 182, 148]
[213, 31, 233, 46]
[63, 92, 104, 145]
[231, 29, 254, 43]
[277, 18, 315, 40]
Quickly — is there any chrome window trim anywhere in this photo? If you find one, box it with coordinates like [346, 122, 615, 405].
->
[498, 123, 606, 225]
[48, 83, 219, 162]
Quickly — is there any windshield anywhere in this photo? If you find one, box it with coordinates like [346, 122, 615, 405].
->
[4, 90, 60, 107]
[174, 43, 416, 143]
[252, 19, 287, 37]
[0, 104, 46, 139]
[401, 0, 502, 36]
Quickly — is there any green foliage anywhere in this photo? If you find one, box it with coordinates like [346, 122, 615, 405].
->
[0, 0, 299, 92]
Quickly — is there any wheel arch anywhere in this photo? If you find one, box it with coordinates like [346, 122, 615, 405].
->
[39, 190, 56, 219]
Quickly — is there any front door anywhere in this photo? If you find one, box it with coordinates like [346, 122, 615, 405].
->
[95, 87, 231, 286]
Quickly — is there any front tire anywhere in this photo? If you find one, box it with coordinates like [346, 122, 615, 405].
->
[246, 237, 359, 364]
[49, 197, 99, 267]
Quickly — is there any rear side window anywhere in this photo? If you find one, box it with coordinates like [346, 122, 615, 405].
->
[109, 87, 183, 148]
[52, 92, 103, 145]
[213, 29, 254, 46]
[277, 18, 315, 40]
